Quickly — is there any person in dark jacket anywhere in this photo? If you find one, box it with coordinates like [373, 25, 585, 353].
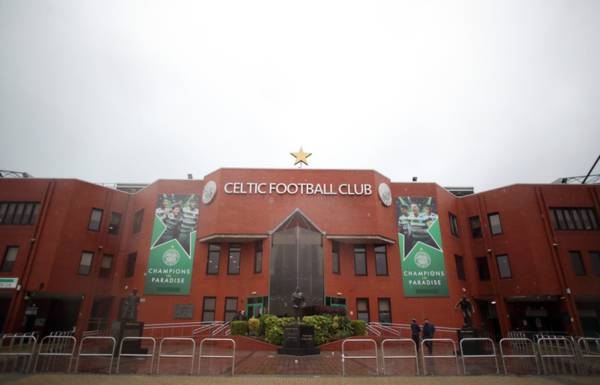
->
[410, 318, 421, 351]
[422, 318, 436, 355]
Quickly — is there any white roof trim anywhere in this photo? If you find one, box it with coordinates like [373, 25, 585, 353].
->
[326, 235, 395, 244]
[268, 208, 325, 235]
[198, 234, 269, 243]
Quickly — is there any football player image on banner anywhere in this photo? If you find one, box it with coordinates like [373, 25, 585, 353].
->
[144, 193, 199, 295]
[396, 196, 448, 297]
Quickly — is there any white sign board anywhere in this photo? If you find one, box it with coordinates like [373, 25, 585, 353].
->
[0, 277, 18, 289]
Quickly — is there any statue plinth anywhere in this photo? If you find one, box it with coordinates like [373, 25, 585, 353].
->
[277, 324, 320, 356]
[111, 320, 146, 355]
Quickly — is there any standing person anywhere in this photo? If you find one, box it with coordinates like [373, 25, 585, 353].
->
[178, 198, 199, 254]
[422, 318, 436, 355]
[410, 318, 421, 352]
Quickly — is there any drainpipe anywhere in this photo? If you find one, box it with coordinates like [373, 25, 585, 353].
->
[534, 187, 583, 336]
[3, 181, 56, 332]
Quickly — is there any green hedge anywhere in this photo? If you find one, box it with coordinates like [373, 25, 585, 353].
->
[248, 317, 260, 336]
[256, 313, 358, 345]
[262, 315, 294, 345]
[230, 320, 248, 336]
[350, 320, 367, 336]
[301, 315, 331, 345]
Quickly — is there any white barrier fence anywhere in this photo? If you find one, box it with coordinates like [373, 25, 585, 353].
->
[75, 336, 116, 374]
[499, 337, 540, 374]
[34, 335, 77, 373]
[157, 337, 196, 375]
[538, 336, 579, 375]
[0, 334, 37, 373]
[341, 339, 378, 376]
[421, 338, 459, 375]
[116, 336, 156, 374]
[381, 338, 419, 375]
[460, 337, 499, 374]
[198, 338, 236, 376]
[3, 332, 600, 376]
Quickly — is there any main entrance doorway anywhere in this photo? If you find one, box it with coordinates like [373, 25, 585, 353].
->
[269, 210, 324, 316]
[246, 296, 268, 318]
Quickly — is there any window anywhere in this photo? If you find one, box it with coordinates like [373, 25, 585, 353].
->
[589, 251, 600, 276]
[125, 252, 137, 277]
[356, 298, 370, 322]
[207, 244, 220, 275]
[1, 246, 18, 272]
[488, 213, 503, 235]
[469, 216, 482, 238]
[108, 212, 122, 234]
[99, 254, 113, 278]
[455, 255, 466, 281]
[354, 246, 367, 276]
[375, 245, 388, 275]
[13, 203, 25, 224]
[325, 296, 347, 309]
[224, 297, 238, 322]
[78, 251, 94, 275]
[254, 241, 263, 273]
[228, 245, 241, 275]
[550, 208, 599, 231]
[332, 241, 340, 274]
[133, 209, 144, 234]
[202, 297, 216, 321]
[495, 254, 512, 279]
[87, 208, 103, 231]
[569, 251, 586, 276]
[378, 298, 391, 323]
[476, 256, 490, 281]
[0, 202, 41, 225]
[449, 213, 459, 237]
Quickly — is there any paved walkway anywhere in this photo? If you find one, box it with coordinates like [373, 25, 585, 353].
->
[1, 374, 600, 385]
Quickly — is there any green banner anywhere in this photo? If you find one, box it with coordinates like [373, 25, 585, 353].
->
[396, 196, 448, 297]
[144, 194, 199, 295]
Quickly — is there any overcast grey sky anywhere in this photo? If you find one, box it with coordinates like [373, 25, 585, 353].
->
[1, 0, 599, 192]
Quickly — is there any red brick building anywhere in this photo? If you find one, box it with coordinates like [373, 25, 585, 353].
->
[1, 168, 599, 339]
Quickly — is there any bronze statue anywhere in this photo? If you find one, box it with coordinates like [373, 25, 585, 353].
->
[455, 295, 475, 327]
[120, 288, 141, 322]
[291, 287, 305, 323]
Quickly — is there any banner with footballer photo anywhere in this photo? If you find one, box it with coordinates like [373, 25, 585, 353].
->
[144, 193, 199, 295]
[396, 196, 448, 297]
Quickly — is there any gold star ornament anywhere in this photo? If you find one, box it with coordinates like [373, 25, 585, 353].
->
[290, 147, 312, 167]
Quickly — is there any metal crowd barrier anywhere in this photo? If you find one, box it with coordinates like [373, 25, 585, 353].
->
[460, 337, 499, 374]
[538, 336, 578, 375]
[116, 337, 156, 374]
[157, 337, 196, 375]
[34, 335, 77, 373]
[0, 334, 37, 373]
[577, 337, 600, 374]
[75, 336, 116, 374]
[499, 337, 540, 374]
[198, 338, 236, 376]
[341, 338, 378, 376]
[421, 338, 459, 375]
[380, 338, 418, 375]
